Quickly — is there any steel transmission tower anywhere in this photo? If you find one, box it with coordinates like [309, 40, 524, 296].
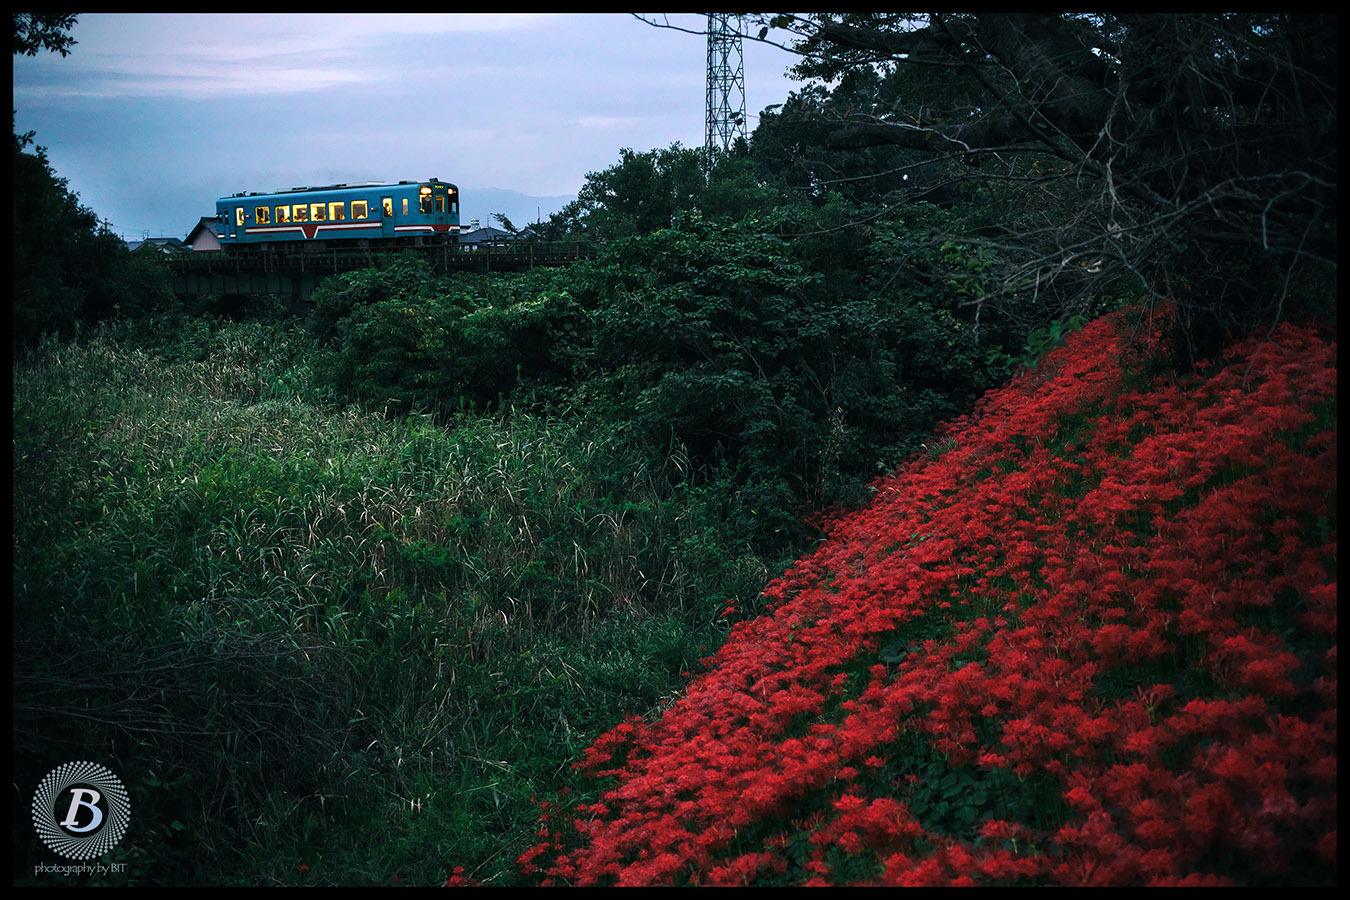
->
[705, 13, 746, 167]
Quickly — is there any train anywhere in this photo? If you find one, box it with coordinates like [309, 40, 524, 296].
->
[215, 178, 459, 251]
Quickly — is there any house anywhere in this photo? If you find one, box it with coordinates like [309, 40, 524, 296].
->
[184, 217, 223, 252]
[125, 236, 186, 253]
[457, 224, 536, 246]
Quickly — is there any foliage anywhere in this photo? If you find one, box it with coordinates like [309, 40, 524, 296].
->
[12, 14, 176, 346]
[576, 209, 995, 514]
[308, 259, 582, 416]
[543, 145, 706, 243]
[751, 76, 935, 208]
[519, 305, 1337, 886]
[12, 319, 774, 885]
[745, 13, 1336, 354]
[12, 15, 1336, 886]
[305, 203, 1006, 556]
[12, 12, 78, 57]
[985, 314, 1091, 373]
[11, 131, 176, 347]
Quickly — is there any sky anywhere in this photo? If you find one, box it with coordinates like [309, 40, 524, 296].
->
[12, 13, 806, 240]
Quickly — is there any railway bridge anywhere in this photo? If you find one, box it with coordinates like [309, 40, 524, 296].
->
[167, 241, 592, 304]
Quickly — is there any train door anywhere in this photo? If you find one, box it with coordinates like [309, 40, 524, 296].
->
[422, 183, 449, 239]
[381, 195, 395, 238]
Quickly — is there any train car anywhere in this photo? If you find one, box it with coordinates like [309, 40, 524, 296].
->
[216, 179, 459, 250]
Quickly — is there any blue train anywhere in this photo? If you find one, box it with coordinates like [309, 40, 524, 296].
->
[215, 178, 459, 249]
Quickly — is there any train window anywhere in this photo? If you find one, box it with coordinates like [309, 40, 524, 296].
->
[329, 202, 345, 221]
[402, 198, 409, 215]
[352, 200, 368, 220]
[276, 205, 289, 223]
[255, 206, 270, 225]
[435, 195, 446, 213]
[382, 197, 394, 218]
[235, 207, 244, 227]
[420, 189, 433, 214]
[310, 203, 326, 222]
[451, 200, 458, 215]
[293, 204, 308, 222]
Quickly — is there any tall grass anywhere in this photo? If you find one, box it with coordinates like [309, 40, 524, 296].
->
[13, 318, 775, 885]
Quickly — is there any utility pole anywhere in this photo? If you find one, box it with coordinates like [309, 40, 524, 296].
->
[705, 13, 746, 170]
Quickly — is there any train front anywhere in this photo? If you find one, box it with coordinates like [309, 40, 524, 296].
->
[398, 179, 460, 242]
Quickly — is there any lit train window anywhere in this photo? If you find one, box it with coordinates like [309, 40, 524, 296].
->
[235, 207, 244, 227]
[420, 187, 433, 214]
[293, 204, 308, 222]
[402, 198, 409, 215]
[255, 206, 270, 225]
[329, 202, 345, 221]
[310, 203, 326, 222]
[352, 200, 368, 220]
[435, 195, 446, 213]
[276, 205, 289, 223]
[382, 197, 394, 217]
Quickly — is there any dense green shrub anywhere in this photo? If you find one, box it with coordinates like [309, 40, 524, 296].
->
[306, 206, 1006, 559]
[309, 258, 582, 415]
[579, 209, 997, 498]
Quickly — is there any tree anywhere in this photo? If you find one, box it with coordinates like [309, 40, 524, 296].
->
[747, 14, 1336, 352]
[545, 145, 707, 243]
[749, 73, 941, 208]
[12, 12, 77, 57]
[13, 13, 174, 345]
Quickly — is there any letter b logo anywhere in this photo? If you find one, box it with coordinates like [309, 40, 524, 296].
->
[60, 788, 105, 833]
[32, 762, 131, 860]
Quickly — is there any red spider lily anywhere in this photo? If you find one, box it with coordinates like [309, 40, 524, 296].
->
[519, 306, 1336, 886]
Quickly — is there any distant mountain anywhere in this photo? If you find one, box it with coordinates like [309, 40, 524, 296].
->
[459, 186, 575, 233]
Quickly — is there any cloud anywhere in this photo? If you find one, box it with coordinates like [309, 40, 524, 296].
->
[13, 13, 563, 100]
[576, 115, 649, 130]
[16, 61, 375, 101]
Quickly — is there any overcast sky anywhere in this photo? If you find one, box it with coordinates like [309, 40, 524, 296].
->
[12, 13, 804, 239]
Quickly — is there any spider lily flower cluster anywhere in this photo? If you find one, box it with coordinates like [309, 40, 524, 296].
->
[519, 305, 1336, 886]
